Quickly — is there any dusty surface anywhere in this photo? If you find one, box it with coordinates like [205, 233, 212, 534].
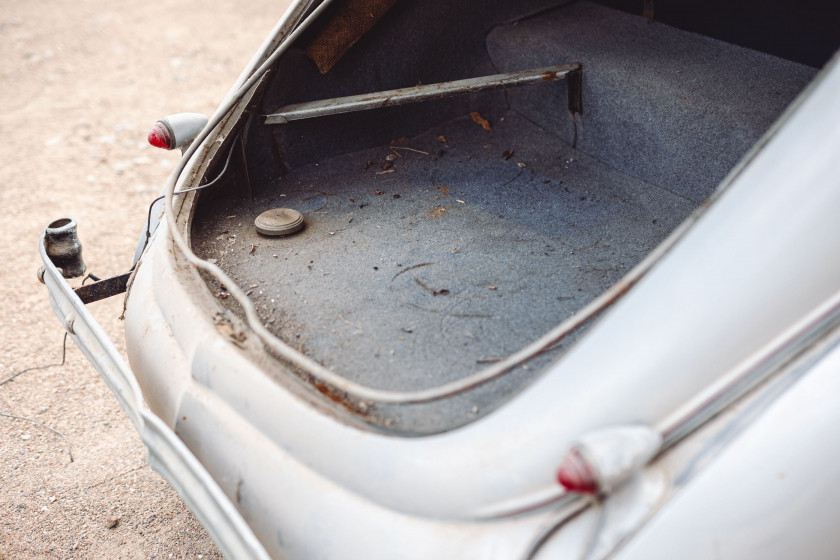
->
[0, 1, 285, 557]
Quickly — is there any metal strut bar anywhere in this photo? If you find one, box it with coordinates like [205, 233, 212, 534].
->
[74, 273, 132, 304]
[264, 63, 582, 124]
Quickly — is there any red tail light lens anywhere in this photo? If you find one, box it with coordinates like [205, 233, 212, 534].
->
[148, 122, 173, 150]
[556, 448, 599, 494]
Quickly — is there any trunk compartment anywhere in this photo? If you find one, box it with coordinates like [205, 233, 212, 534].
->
[190, 1, 817, 433]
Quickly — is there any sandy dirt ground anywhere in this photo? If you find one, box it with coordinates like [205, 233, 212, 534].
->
[0, 1, 288, 557]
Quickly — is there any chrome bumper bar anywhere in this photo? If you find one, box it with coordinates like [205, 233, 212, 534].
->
[38, 232, 270, 560]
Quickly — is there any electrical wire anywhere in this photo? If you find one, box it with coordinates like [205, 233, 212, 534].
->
[141, 131, 240, 254]
[0, 333, 68, 387]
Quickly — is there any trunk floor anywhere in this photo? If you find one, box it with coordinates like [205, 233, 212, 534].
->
[193, 111, 694, 393]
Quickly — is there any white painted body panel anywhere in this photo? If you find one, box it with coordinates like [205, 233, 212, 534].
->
[615, 341, 840, 560]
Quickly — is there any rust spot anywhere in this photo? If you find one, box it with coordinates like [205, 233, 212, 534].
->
[427, 205, 449, 219]
[312, 381, 374, 418]
[313, 381, 344, 405]
[304, 0, 398, 74]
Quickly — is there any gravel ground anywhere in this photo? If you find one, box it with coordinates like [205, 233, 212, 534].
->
[0, 1, 285, 557]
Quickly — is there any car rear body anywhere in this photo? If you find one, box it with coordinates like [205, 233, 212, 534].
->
[40, 1, 840, 558]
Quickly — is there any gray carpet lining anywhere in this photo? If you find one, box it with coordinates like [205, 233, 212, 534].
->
[193, 111, 693, 431]
[190, 2, 816, 433]
[488, 2, 816, 202]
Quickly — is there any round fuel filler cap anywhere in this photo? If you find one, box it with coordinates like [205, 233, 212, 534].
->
[255, 208, 305, 236]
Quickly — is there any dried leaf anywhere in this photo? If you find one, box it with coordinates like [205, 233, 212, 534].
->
[469, 111, 492, 132]
[501, 150, 514, 160]
[436, 135, 448, 143]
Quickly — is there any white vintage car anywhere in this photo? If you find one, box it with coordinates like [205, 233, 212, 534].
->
[39, 0, 840, 558]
